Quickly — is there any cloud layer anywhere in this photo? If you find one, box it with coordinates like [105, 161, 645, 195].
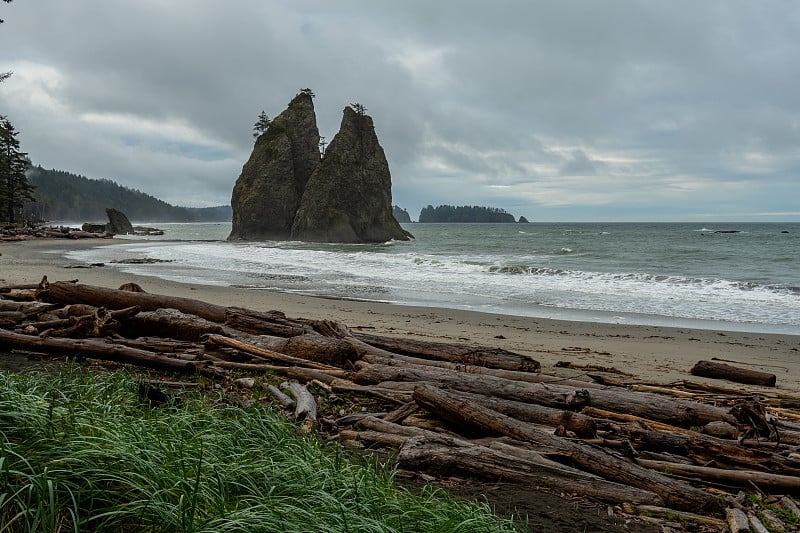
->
[1, 1, 798, 221]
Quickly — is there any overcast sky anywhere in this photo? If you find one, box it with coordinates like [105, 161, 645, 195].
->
[1, 1, 799, 222]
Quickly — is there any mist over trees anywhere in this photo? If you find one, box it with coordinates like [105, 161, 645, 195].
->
[24, 167, 231, 223]
[418, 205, 517, 223]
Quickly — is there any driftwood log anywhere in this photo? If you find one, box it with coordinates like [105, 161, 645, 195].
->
[691, 359, 777, 387]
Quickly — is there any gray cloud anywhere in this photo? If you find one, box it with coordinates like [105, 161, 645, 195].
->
[1, 1, 798, 221]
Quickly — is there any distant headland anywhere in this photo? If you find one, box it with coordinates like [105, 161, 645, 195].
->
[417, 204, 528, 223]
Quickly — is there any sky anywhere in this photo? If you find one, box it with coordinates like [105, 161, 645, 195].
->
[1, 1, 799, 222]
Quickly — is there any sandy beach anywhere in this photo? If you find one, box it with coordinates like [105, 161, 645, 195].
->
[3, 237, 800, 393]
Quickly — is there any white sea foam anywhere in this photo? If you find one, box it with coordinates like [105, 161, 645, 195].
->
[64, 222, 800, 334]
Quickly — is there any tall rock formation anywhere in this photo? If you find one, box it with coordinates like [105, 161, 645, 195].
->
[290, 106, 412, 243]
[228, 93, 320, 240]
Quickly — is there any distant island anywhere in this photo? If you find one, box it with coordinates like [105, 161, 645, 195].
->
[23, 166, 231, 223]
[418, 204, 527, 223]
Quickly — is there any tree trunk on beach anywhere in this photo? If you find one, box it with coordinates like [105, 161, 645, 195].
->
[354, 332, 540, 372]
[691, 360, 777, 387]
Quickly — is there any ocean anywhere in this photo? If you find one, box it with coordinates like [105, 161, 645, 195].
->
[62, 222, 800, 335]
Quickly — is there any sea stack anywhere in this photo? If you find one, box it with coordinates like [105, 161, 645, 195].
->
[291, 106, 412, 243]
[228, 92, 320, 241]
[228, 92, 412, 243]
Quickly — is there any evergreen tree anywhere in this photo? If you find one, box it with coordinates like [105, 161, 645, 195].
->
[0, 116, 34, 223]
[253, 110, 271, 139]
[349, 103, 367, 116]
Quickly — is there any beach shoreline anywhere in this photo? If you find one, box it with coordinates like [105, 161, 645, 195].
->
[3, 237, 800, 392]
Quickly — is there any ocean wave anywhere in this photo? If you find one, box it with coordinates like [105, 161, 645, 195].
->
[64, 231, 799, 331]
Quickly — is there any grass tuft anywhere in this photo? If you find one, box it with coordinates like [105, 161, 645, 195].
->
[0, 368, 517, 532]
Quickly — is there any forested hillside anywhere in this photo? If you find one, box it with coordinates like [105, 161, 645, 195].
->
[418, 204, 518, 223]
[24, 167, 231, 223]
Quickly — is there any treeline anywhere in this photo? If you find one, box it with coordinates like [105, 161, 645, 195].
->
[418, 204, 519, 223]
[24, 167, 231, 223]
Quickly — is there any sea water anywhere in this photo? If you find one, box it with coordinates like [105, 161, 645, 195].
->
[62, 222, 800, 335]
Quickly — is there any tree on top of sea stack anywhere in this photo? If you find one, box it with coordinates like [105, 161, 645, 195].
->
[290, 105, 413, 243]
[228, 91, 320, 241]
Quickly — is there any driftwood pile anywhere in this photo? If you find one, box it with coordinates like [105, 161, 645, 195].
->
[2, 277, 800, 532]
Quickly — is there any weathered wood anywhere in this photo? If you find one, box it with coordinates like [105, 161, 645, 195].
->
[585, 406, 785, 471]
[207, 361, 348, 384]
[267, 384, 296, 409]
[587, 385, 735, 427]
[355, 415, 429, 437]
[691, 360, 777, 387]
[225, 307, 313, 337]
[0, 311, 26, 323]
[383, 401, 419, 424]
[411, 384, 723, 514]
[0, 288, 38, 301]
[282, 380, 317, 429]
[0, 329, 206, 374]
[452, 389, 597, 438]
[759, 509, 787, 533]
[354, 332, 540, 372]
[338, 429, 409, 448]
[0, 301, 58, 315]
[251, 333, 359, 367]
[352, 417, 661, 505]
[748, 514, 771, 533]
[328, 383, 412, 405]
[121, 306, 359, 366]
[779, 496, 800, 520]
[47, 281, 229, 322]
[624, 426, 778, 472]
[398, 434, 662, 506]
[204, 334, 339, 371]
[355, 363, 734, 427]
[635, 459, 800, 492]
[42, 306, 139, 338]
[124, 308, 227, 341]
[361, 351, 582, 387]
[355, 363, 590, 410]
[726, 508, 751, 533]
[107, 335, 199, 354]
[622, 504, 726, 528]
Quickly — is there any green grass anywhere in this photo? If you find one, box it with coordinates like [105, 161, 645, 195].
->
[0, 368, 518, 532]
